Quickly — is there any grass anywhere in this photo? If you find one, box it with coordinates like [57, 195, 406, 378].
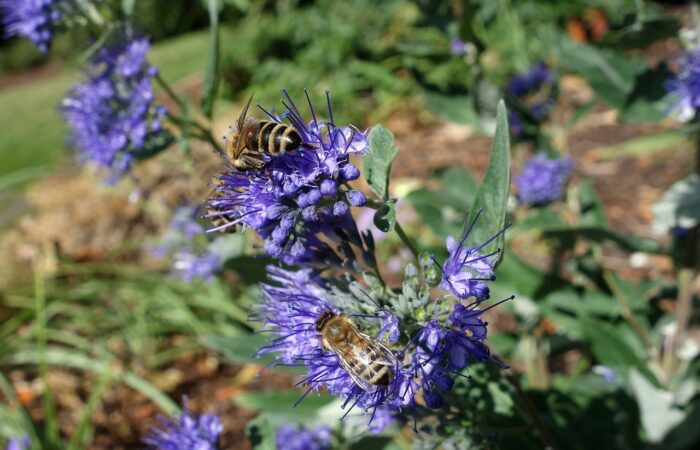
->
[0, 29, 219, 190]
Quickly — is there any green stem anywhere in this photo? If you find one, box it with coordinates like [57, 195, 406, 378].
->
[602, 271, 655, 351]
[505, 372, 558, 450]
[155, 74, 225, 155]
[395, 222, 420, 261]
[669, 267, 695, 374]
[71, 0, 105, 28]
[34, 267, 60, 447]
[155, 73, 186, 110]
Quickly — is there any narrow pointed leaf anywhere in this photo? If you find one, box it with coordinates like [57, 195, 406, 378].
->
[468, 100, 511, 267]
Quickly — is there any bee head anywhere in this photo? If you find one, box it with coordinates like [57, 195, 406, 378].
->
[314, 310, 336, 332]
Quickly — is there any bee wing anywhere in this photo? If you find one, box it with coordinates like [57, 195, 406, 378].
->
[332, 347, 374, 392]
[237, 94, 254, 132]
[359, 332, 397, 367]
[230, 94, 255, 159]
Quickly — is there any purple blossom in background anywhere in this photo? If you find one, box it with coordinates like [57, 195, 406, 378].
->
[515, 154, 574, 205]
[144, 398, 222, 450]
[5, 435, 30, 450]
[433, 211, 508, 301]
[61, 33, 166, 180]
[450, 37, 467, 55]
[366, 406, 398, 434]
[275, 424, 331, 450]
[205, 90, 370, 265]
[0, 0, 64, 52]
[152, 205, 221, 282]
[592, 365, 618, 384]
[506, 62, 555, 136]
[665, 47, 700, 122]
[172, 249, 220, 283]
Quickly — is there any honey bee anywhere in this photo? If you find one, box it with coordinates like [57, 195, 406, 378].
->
[226, 94, 304, 171]
[315, 311, 397, 390]
[205, 172, 238, 233]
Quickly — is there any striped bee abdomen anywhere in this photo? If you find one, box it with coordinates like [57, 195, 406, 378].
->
[257, 120, 302, 155]
[350, 358, 391, 386]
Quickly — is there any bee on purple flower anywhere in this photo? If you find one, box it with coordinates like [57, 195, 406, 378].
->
[204, 90, 371, 266]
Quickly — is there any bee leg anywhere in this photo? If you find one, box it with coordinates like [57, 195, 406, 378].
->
[263, 167, 273, 181]
[242, 153, 266, 170]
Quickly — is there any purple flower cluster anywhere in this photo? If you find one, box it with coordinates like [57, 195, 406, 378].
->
[206, 90, 369, 265]
[666, 47, 700, 122]
[506, 63, 555, 136]
[5, 436, 30, 450]
[144, 399, 223, 450]
[515, 153, 574, 205]
[254, 214, 508, 428]
[433, 211, 505, 301]
[61, 33, 166, 180]
[152, 205, 221, 283]
[275, 424, 331, 450]
[0, 0, 64, 52]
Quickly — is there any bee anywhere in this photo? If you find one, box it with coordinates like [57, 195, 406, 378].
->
[205, 172, 238, 233]
[315, 311, 397, 390]
[226, 94, 305, 171]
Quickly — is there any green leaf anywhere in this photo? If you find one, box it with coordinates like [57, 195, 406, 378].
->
[583, 320, 658, 387]
[630, 370, 685, 443]
[203, 333, 303, 374]
[468, 100, 511, 267]
[493, 253, 544, 299]
[373, 201, 396, 232]
[619, 65, 673, 123]
[438, 166, 478, 209]
[234, 391, 335, 419]
[365, 126, 398, 200]
[422, 90, 481, 129]
[223, 255, 274, 284]
[603, 13, 678, 50]
[79, 25, 117, 66]
[652, 174, 700, 234]
[594, 130, 688, 160]
[201, 0, 220, 118]
[132, 129, 175, 160]
[576, 180, 607, 227]
[246, 415, 276, 450]
[121, 0, 136, 17]
[404, 167, 477, 237]
[512, 208, 564, 234]
[555, 38, 646, 108]
[348, 437, 394, 450]
[541, 226, 661, 253]
[662, 402, 700, 450]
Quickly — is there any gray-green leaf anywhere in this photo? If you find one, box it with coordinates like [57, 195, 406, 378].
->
[631, 370, 685, 443]
[468, 100, 511, 267]
[373, 201, 396, 232]
[652, 174, 700, 234]
[364, 126, 398, 200]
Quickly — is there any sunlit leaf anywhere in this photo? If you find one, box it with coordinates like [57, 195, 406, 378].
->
[631, 370, 685, 443]
[468, 100, 510, 267]
[365, 126, 398, 200]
